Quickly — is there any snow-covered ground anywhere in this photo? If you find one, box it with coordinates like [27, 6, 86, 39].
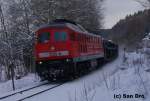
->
[0, 47, 150, 101]
[0, 74, 40, 96]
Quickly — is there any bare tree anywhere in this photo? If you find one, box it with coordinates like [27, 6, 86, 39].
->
[134, 0, 150, 8]
[30, 0, 104, 31]
[0, 0, 33, 79]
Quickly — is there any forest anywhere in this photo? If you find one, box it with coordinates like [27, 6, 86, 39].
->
[108, 9, 150, 50]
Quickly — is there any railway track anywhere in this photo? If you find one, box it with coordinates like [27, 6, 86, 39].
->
[0, 82, 63, 101]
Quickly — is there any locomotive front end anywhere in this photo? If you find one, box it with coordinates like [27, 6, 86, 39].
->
[35, 27, 75, 81]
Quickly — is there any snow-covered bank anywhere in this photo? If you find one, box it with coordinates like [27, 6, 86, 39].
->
[0, 74, 40, 96]
[93, 51, 150, 101]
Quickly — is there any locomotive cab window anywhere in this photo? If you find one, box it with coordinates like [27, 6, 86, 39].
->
[38, 32, 50, 43]
[54, 32, 67, 41]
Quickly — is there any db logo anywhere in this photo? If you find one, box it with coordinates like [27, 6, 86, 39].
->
[51, 46, 55, 50]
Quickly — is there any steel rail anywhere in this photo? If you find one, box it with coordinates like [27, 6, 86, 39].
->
[0, 82, 49, 100]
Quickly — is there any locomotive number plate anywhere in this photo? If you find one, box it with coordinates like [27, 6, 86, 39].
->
[39, 52, 50, 58]
[39, 51, 69, 58]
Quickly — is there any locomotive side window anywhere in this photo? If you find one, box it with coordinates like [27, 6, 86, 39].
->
[54, 32, 67, 41]
[70, 33, 76, 41]
[78, 34, 82, 41]
[38, 32, 50, 43]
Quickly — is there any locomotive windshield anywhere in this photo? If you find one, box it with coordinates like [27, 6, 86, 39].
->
[38, 32, 50, 43]
[54, 32, 67, 41]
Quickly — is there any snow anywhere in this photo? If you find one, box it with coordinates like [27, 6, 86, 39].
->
[1, 84, 57, 101]
[91, 51, 150, 101]
[0, 74, 41, 96]
[0, 65, 7, 82]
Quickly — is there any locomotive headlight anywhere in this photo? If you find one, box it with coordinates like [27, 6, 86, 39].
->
[39, 61, 43, 64]
[50, 46, 55, 50]
[66, 59, 70, 62]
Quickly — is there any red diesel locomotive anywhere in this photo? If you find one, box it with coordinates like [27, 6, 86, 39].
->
[35, 19, 117, 81]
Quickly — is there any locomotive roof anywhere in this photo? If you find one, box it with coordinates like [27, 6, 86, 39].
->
[37, 23, 101, 38]
[52, 19, 77, 25]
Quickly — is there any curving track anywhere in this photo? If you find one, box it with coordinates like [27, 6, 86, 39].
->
[0, 82, 63, 101]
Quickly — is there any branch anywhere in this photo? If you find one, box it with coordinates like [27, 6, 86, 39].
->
[134, 0, 150, 8]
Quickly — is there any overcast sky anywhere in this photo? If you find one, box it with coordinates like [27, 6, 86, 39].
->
[103, 0, 146, 29]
